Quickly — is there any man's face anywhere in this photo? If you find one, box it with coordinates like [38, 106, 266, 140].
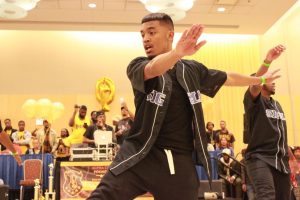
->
[43, 121, 49, 129]
[223, 154, 229, 162]
[4, 120, 11, 128]
[79, 109, 87, 119]
[18, 122, 25, 131]
[96, 114, 106, 125]
[140, 20, 173, 58]
[60, 129, 68, 138]
[263, 82, 276, 95]
[91, 112, 97, 120]
[121, 108, 129, 117]
[207, 122, 214, 131]
[220, 121, 226, 130]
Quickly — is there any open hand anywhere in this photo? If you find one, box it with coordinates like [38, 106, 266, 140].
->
[175, 24, 206, 57]
[265, 44, 286, 63]
[263, 69, 281, 83]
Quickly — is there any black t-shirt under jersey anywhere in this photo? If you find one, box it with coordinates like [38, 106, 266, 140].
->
[155, 66, 194, 152]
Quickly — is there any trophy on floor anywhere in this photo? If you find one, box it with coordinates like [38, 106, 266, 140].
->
[44, 163, 56, 200]
[34, 179, 40, 200]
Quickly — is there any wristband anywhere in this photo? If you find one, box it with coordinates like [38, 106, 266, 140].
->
[260, 76, 266, 85]
[263, 60, 271, 67]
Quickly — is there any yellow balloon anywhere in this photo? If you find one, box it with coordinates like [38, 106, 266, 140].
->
[51, 102, 65, 121]
[36, 98, 52, 118]
[22, 99, 37, 118]
[96, 77, 115, 111]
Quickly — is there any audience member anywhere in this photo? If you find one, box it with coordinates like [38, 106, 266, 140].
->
[1, 118, 17, 151]
[35, 120, 58, 154]
[216, 136, 234, 156]
[115, 102, 134, 145]
[83, 111, 114, 148]
[63, 104, 90, 147]
[11, 120, 31, 154]
[205, 121, 217, 149]
[218, 148, 242, 198]
[241, 149, 255, 200]
[26, 138, 41, 154]
[216, 120, 235, 148]
[55, 128, 70, 161]
[91, 111, 98, 125]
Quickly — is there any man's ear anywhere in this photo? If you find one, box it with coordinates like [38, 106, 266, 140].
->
[168, 31, 174, 42]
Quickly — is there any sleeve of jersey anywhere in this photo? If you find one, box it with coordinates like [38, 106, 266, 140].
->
[127, 57, 157, 94]
[243, 89, 261, 111]
[194, 61, 227, 97]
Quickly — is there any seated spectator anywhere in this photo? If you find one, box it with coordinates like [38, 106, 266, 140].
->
[218, 148, 242, 198]
[26, 138, 41, 154]
[205, 121, 217, 149]
[11, 120, 31, 154]
[216, 137, 234, 156]
[289, 146, 300, 199]
[215, 120, 235, 148]
[90, 111, 98, 125]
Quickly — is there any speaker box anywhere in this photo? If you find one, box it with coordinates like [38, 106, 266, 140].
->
[198, 180, 224, 199]
[0, 185, 9, 200]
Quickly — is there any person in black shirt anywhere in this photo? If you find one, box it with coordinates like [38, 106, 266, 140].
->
[243, 44, 290, 200]
[205, 121, 217, 149]
[115, 103, 134, 145]
[83, 111, 114, 148]
[88, 13, 281, 200]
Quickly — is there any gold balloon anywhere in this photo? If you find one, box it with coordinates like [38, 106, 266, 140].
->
[51, 102, 65, 121]
[22, 99, 37, 118]
[36, 98, 52, 118]
[96, 77, 115, 111]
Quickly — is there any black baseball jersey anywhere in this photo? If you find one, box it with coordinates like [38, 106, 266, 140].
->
[244, 90, 290, 174]
[109, 57, 227, 182]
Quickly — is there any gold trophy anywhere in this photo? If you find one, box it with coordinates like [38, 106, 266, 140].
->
[96, 77, 115, 111]
[45, 163, 56, 200]
[34, 179, 40, 200]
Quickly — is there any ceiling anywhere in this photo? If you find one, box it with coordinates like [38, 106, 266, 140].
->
[0, 0, 298, 34]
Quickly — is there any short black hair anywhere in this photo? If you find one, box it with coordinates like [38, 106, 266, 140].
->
[206, 122, 214, 129]
[18, 120, 25, 124]
[91, 111, 97, 116]
[4, 118, 11, 122]
[141, 13, 174, 31]
[80, 105, 87, 110]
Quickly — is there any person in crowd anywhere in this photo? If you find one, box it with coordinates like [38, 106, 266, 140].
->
[289, 146, 300, 200]
[63, 104, 90, 147]
[0, 119, 22, 165]
[11, 120, 31, 154]
[216, 136, 234, 156]
[0, 118, 17, 151]
[26, 138, 41, 154]
[83, 111, 114, 148]
[240, 149, 255, 200]
[91, 111, 98, 125]
[115, 102, 134, 145]
[55, 128, 70, 161]
[34, 120, 58, 154]
[218, 148, 242, 198]
[87, 13, 280, 200]
[205, 121, 217, 149]
[243, 44, 290, 200]
[215, 120, 235, 148]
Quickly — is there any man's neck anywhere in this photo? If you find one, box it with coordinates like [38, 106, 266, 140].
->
[261, 91, 271, 100]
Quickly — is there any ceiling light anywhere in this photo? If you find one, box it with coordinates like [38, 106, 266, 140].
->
[217, 7, 226, 12]
[88, 3, 96, 8]
[0, 0, 41, 19]
[139, 0, 195, 21]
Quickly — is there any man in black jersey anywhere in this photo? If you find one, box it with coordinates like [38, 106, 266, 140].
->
[88, 13, 281, 200]
[243, 44, 290, 200]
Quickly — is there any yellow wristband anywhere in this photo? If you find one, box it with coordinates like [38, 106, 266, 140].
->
[260, 76, 266, 85]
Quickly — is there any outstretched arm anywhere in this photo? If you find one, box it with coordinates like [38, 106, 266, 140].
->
[249, 45, 285, 98]
[224, 45, 285, 88]
[144, 24, 206, 80]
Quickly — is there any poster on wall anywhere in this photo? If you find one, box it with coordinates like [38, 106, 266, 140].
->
[60, 161, 111, 200]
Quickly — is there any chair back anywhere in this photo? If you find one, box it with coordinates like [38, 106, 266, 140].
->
[23, 159, 43, 181]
